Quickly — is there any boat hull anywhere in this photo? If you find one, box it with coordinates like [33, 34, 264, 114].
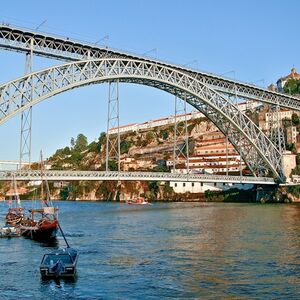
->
[21, 221, 58, 242]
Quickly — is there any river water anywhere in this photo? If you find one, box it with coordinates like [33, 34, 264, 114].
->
[0, 201, 300, 299]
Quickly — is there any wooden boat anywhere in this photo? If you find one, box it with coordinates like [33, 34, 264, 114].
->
[127, 197, 152, 205]
[20, 151, 59, 242]
[20, 207, 58, 242]
[5, 175, 24, 227]
[40, 247, 79, 278]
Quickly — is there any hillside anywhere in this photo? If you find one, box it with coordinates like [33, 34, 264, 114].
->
[42, 116, 217, 201]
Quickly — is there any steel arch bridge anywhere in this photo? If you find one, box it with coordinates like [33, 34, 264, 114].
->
[1, 25, 300, 183]
[0, 58, 283, 179]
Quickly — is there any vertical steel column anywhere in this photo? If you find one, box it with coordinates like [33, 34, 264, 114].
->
[105, 81, 120, 172]
[240, 153, 243, 177]
[268, 105, 286, 155]
[226, 137, 229, 176]
[173, 93, 189, 173]
[274, 105, 286, 155]
[19, 38, 33, 170]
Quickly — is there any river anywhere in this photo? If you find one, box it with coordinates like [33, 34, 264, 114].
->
[0, 201, 300, 299]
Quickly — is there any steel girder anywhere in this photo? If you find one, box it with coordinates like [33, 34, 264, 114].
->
[0, 170, 276, 184]
[0, 58, 283, 179]
[1, 25, 300, 109]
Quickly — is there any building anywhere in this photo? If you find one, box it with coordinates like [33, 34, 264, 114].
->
[53, 181, 69, 188]
[170, 181, 253, 193]
[262, 109, 300, 130]
[277, 68, 300, 92]
[287, 126, 298, 144]
[257, 103, 300, 131]
[282, 151, 296, 180]
[167, 132, 246, 176]
[108, 111, 204, 135]
[108, 101, 259, 136]
[121, 157, 156, 171]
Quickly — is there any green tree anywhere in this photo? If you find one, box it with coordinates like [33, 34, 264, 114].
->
[60, 186, 69, 200]
[284, 79, 300, 95]
[88, 141, 98, 152]
[98, 132, 106, 146]
[145, 132, 155, 144]
[148, 181, 159, 198]
[286, 143, 296, 153]
[107, 160, 118, 171]
[120, 140, 132, 154]
[74, 134, 88, 152]
[71, 151, 84, 165]
[292, 113, 300, 126]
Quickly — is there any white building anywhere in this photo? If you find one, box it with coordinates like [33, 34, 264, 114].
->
[108, 101, 259, 136]
[263, 109, 300, 130]
[170, 181, 253, 193]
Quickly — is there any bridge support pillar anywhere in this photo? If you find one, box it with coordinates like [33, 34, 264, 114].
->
[173, 93, 189, 173]
[19, 38, 34, 170]
[105, 81, 120, 172]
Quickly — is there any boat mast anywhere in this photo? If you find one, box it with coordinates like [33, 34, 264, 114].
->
[40, 150, 51, 206]
[12, 174, 21, 207]
[39, 150, 70, 248]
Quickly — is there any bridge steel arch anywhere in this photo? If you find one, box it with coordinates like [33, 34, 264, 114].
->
[0, 58, 283, 180]
[2, 24, 300, 110]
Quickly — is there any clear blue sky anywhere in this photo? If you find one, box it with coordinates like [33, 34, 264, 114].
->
[0, 0, 299, 163]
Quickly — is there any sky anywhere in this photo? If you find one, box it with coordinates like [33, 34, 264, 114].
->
[0, 0, 299, 163]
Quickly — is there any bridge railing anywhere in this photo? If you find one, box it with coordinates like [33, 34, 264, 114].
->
[0, 170, 275, 184]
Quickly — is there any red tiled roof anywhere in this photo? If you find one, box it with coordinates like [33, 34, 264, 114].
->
[281, 68, 300, 81]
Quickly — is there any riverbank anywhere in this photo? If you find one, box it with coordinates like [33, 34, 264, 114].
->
[3, 180, 300, 203]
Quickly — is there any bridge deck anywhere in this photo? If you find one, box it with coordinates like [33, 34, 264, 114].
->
[0, 170, 276, 185]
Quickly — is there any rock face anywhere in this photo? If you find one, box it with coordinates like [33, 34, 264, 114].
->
[286, 193, 300, 202]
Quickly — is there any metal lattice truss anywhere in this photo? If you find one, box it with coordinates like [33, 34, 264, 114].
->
[0, 170, 275, 185]
[173, 94, 189, 171]
[106, 81, 120, 171]
[1, 25, 300, 109]
[0, 58, 284, 179]
[268, 105, 286, 155]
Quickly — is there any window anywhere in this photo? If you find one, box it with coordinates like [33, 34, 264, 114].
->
[183, 183, 186, 187]
[192, 182, 194, 187]
[201, 182, 203, 186]
[175, 183, 177, 187]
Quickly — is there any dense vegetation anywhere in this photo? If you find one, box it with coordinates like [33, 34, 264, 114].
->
[284, 78, 300, 95]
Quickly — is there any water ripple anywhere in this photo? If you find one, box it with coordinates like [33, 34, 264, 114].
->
[1, 201, 300, 298]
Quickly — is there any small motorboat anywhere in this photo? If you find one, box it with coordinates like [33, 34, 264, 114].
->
[0, 225, 21, 238]
[40, 247, 79, 278]
[127, 197, 152, 205]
